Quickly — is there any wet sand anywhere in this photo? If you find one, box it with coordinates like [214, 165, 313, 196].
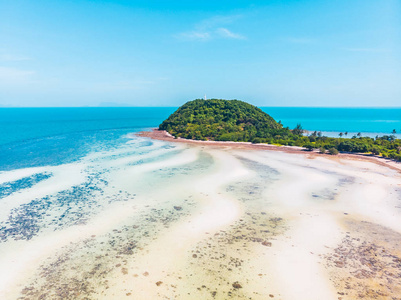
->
[139, 129, 401, 173]
[1, 131, 401, 299]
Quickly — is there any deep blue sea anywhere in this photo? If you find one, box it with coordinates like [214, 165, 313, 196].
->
[0, 107, 400, 171]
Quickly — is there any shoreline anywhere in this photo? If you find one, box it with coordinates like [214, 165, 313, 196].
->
[137, 128, 401, 173]
[2, 127, 401, 299]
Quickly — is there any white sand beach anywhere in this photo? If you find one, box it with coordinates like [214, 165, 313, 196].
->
[0, 133, 400, 299]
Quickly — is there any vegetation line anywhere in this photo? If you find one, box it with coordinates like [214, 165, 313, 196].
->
[159, 99, 401, 162]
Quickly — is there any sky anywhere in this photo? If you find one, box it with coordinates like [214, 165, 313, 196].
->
[0, 0, 400, 107]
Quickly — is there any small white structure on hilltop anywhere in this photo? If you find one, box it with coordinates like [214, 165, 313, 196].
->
[204, 94, 207, 100]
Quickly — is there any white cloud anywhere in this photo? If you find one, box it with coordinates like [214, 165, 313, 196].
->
[0, 66, 35, 80]
[197, 15, 242, 30]
[175, 31, 211, 41]
[175, 15, 246, 42]
[216, 28, 245, 40]
[0, 54, 31, 61]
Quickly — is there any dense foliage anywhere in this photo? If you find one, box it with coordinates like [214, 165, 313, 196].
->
[159, 99, 401, 161]
[159, 99, 294, 142]
[293, 133, 401, 161]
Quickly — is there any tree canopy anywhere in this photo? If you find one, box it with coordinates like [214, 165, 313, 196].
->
[159, 99, 294, 142]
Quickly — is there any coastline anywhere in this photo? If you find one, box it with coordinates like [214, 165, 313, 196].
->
[2, 127, 401, 299]
[138, 128, 401, 173]
[133, 128, 401, 299]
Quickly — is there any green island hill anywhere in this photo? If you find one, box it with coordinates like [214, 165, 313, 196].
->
[159, 99, 401, 161]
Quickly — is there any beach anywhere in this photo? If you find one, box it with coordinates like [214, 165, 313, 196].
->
[2, 0, 400, 297]
[0, 130, 400, 299]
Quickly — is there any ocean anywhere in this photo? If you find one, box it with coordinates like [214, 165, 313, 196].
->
[1, 107, 400, 171]
[0, 107, 175, 171]
[262, 107, 401, 138]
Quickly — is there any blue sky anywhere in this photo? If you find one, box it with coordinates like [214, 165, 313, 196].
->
[0, 0, 400, 107]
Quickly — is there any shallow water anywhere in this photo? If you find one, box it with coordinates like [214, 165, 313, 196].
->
[1, 129, 401, 299]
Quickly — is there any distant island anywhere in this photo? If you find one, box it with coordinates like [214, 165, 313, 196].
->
[159, 99, 401, 161]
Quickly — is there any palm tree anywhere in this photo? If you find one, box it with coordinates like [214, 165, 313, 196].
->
[357, 132, 361, 137]
[339, 132, 343, 137]
[344, 131, 348, 136]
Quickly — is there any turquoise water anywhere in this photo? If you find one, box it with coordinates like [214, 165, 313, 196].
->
[0, 107, 400, 170]
[262, 107, 401, 138]
[0, 107, 175, 170]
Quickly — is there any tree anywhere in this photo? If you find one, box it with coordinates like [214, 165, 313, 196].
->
[292, 124, 304, 136]
[304, 143, 315, 151]
[328, 148, 339, 155]
[371, 147, 380, 155]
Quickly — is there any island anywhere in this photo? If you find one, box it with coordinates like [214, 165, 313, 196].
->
[159, 99, 401, 161]
[159, 99, 289, 142]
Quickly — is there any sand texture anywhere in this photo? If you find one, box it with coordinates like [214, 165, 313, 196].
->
[0, 132, 400, 299]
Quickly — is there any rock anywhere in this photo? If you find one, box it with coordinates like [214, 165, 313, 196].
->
[262, 241, 272, 247]
[269, 295, 274, 298]
[174, 206, 182, 211]
[156, 281, 163, 286]
[334, 261, 344, 268]
[143, 271, 149, 276]
[192, 254, 197, 258]
[232, 282, 242, 289]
